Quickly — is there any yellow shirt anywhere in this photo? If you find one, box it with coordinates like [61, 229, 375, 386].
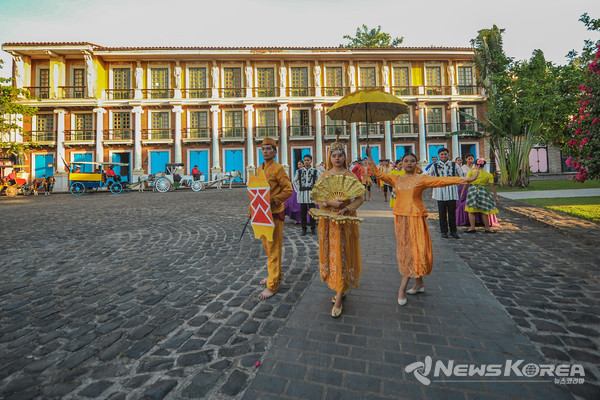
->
[467, 169, 494, 186]
[255, 159, 293, 214]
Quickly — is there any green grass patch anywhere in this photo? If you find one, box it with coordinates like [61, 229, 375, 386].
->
[520, 196, 600, 222]
[496, 179, 600, 192]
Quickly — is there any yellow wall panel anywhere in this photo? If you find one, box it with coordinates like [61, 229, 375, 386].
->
[95, 58, 107, 98]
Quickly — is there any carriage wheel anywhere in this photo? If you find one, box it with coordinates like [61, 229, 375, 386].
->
[70, 182, 86, 196]
[6, 186, 18, 198]
[110, 182, 123, 194]
[191, 181, 204, 192]
[155, 178, 171, 193]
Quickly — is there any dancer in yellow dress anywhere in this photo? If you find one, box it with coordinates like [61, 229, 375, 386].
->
[311, 141, 365, 318]
[366, 148, 478, 305]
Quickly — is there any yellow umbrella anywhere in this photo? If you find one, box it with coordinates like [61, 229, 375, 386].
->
[326, 88, 409, 124]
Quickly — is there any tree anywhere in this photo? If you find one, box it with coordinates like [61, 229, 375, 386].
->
[341, 25, 404, 47]
[0, 60, 38, 161]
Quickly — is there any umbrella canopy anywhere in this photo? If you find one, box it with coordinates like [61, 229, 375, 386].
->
[326, 88, 409, 124]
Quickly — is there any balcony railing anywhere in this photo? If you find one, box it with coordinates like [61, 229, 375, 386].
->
[106, 89, 134, 100]
[324, 125, 349, 136]
[457, 122, 479, 132]
[424, 86, 452, 96]
[143, 89, 174, 99]
[220, 88, 244, 98]
[391, 123, 418, 135]
[253, 87, 280, 97]
[286, 87, 315, 97]
[104, 129, 132, 141]
[26, 87, 50, 99]
[30, 130, 56, 142]
[358, 123, 383, 137]
[425, 123, 451, 134]
[184, 127, 210, 139]
[220, 127, 246, 138]
[183, 88, 211, 99]
[357, 86, 384, 91]
[391, 86, 419, 96]
[255, 126, 279, 137]
[457, 86, 480, 95]
[64, 130, 94, 142]
[323, 87, 349, 97]
[289, 125, 314, 137]
[60, 86, 87, 98]
[142, 129, 173, 140]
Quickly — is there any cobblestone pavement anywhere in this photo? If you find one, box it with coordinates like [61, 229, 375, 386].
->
[0, 189, 320, 399]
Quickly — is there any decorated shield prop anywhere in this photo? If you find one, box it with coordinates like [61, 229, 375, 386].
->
[247, 169, 275, 241]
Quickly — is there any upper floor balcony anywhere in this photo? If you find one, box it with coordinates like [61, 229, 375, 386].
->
[105, 89, 134, 100]
[142, 89, 175, 99]
[183, 127, 210, 142]
[103, 129, 133, 144]
[255, 126, 279, 138]
[391, 123, 419, 137]
[142, 128, 173, 143]
[220, 127, 246, 142]
[64, 129, 94, 144]
[288, 125, 314, 139]
[29, 130, 56, 144]
[425, 122, 452, 136]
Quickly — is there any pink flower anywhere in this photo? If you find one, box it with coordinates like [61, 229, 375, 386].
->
[565, 157, 572, 167]
[567, 139, 578, 147]
[575, 128, 581, 136]
[579, 138, 589, 148]
[592, 117, 599, 125]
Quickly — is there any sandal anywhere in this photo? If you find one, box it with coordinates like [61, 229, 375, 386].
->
[484, 230, 497, 234]
[465, 228, 476, 233]
[331, 291, 348, 303]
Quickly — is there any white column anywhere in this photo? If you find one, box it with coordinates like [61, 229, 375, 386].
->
[174, 62, 182, 99]
[93, 107, 106, 163]
[245, 105, 255, 168]
[54, 109, 66, 172]
[450, 102, 459, 158]
[384, 121, 392, 160]
[313, 63, 322, 97]
[279, 104, 288, 169]
[417, 102, 427, 163]
[314, 104, 323, 165]
[350, 122, 358, 161]
[172, 106, 183, 163]
[210, 105, 221, 172]
[134, 62, 143, 100]
[132, 106, 144, 171]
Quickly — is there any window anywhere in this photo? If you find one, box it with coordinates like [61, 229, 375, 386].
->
[291, 109, 310, 136]
[325, 67, 343, 96]
[74, 114, 93, 141]
[151, 112, 170, 139]
[458, 107, 476, 131]
[290, 67, 308, 96]
[223, 67, 243, 98]
[113, 68, 131, 99]
[393, 113, 412, 134]
[427, 107, 444, 133]
[458, 66, 474, 95]
[256, 68, 275, 97]
[189, 68, 207, 98]
[151, 68, 169, 98]
[360, 123, 379, 136]
[38, 68, 50, 99]
[325, 113, 346, 136]
[36, 114, 54, 141]
[113, 112, 131, 140]
[72, 69, 85, 98]
[425, 66, 442, 95]
[393, 67, 409, 95]
[189, 111, 209, 138]
[224, 111, 243, 137]
[257, 110, 277, 137]
[360, 67, 376, 88]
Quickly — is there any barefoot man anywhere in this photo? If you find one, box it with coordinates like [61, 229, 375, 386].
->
[250, 138, 293, 299]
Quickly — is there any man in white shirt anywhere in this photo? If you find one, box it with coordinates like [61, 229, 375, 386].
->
[293, 154, 321, 235]
[428, 148, 464, 239]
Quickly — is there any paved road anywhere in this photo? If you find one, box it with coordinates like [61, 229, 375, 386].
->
[499, 189, 600, 199]
[1, 189, 598, 399]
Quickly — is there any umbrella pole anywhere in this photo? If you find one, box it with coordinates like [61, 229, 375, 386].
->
[365, 103, 369, 148]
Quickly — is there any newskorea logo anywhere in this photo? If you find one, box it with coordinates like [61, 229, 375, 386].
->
[405, 356, 585, 385]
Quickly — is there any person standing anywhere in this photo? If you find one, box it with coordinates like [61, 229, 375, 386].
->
[361, 157, 373, 201]
[464, 159, 500, 234]
[427, 148, 464, 239]
[251, 138, 293, 300]
[294, 154, 320, 235]
[366, 148, 478, 305]
[379, 159, 394, 202]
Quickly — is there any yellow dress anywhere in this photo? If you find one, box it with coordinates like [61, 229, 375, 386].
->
[315, 170, 364, 293]
[388, 169, 404, 208]
[370, 161, 467, 278]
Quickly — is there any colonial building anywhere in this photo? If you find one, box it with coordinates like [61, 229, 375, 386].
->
[2, 42, 488, 191]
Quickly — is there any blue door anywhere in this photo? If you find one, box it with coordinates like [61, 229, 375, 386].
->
[224, 149, 244, 182]
[460, 144, 477, 159]
[292, 148, 312, 175]
[257, 149, 277, 166]
[150, 151, 169, 174]
[112, 152, 131, 182]
[189, 150, 209, 177]
[428, 145, 444, 162]
[73, 153, 93, 173]
[361, 146, 379, 164]
[395, 145, 413, 162]
[35, 154, 54, 178]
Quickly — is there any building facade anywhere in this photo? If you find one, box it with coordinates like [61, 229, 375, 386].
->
[2, 42, 488, 191]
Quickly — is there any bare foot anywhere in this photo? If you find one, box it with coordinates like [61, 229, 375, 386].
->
[258, 288, 276, 300]
[259, 277, 267, 285]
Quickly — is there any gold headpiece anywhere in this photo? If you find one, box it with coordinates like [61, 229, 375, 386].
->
[326, 134, 347, 170]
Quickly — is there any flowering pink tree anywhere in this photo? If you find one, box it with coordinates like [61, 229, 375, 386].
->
[566, 44, 600, 182]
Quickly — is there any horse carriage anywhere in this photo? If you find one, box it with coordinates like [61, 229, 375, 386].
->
[0, 165, 34, 197]
[153, 163, 205, 193]
[69, 161, 129, 196]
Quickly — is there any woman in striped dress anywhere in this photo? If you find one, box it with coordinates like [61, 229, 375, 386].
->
[464, 159, 499, 234]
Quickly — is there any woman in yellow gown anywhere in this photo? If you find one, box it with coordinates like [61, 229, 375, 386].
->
[367, 149, 478, 305]
[312, 145, 364, 318]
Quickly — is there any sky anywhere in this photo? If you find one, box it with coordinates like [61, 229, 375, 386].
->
[1, 0, 599, 78]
